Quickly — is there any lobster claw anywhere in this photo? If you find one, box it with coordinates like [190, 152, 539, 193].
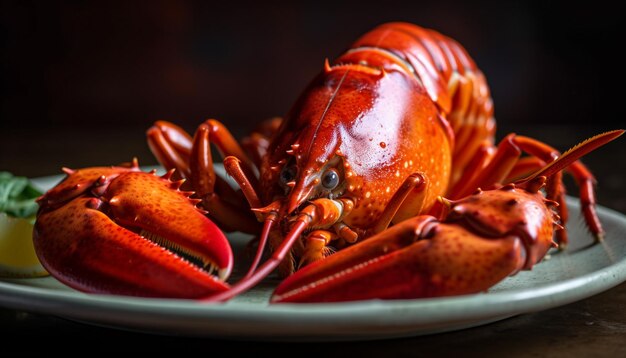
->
[272, 215, 526, 303]
[34, 168, 233, 298]
[273, 130, 626, 303]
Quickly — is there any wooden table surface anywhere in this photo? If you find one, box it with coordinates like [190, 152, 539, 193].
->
[1, 124, 625, 356]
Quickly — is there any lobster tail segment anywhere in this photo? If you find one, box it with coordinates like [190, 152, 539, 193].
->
[346, 22, 491, 119]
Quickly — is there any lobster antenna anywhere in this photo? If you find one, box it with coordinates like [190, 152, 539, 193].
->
[516, 129, 624, 184]
[202, 215, 309, 302]
[243, 212, 277, 279]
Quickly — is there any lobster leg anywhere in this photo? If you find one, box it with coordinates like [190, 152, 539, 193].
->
[188, 122, 259, 233]
[240, 117, 283, 168]
[446, 141, 494, 198]
[513, 135, 599, 242]
[146, 121, 239, 199]
[452, 133, 521, 199]
[222, 156, 263, 213]
[299, 230, 337, 268]
[148, 119, 260, 233]
[505, 157, 547, 182]
[147, 121, 193, 179]
[189, 119, 258, 191]
[445, 132, 606, 245]
[373, 172, 428, 232]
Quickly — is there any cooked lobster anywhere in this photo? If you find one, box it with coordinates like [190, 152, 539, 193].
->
[32, 22, 622, 301]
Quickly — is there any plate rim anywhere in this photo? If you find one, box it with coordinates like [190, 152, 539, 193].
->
[1, 174, 625, 340]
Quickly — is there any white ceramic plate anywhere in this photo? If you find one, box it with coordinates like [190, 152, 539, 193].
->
[0, 173, 625, 341]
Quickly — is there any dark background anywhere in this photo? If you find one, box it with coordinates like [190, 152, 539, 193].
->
[1, 0, 624, 208]
[1, 1, 626, 352]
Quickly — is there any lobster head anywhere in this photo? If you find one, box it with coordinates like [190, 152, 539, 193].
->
[258, 57, 449, 227]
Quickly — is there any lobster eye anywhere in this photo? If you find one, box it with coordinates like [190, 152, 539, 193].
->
[279, 165, 297, 185]
[321, 169, 340, 190]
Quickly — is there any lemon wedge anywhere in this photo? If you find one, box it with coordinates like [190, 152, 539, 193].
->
[0, 171, 48, 278]
[0, 213, 47, 277]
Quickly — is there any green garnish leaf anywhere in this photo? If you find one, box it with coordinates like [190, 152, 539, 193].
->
[0, 172, 43, 218]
